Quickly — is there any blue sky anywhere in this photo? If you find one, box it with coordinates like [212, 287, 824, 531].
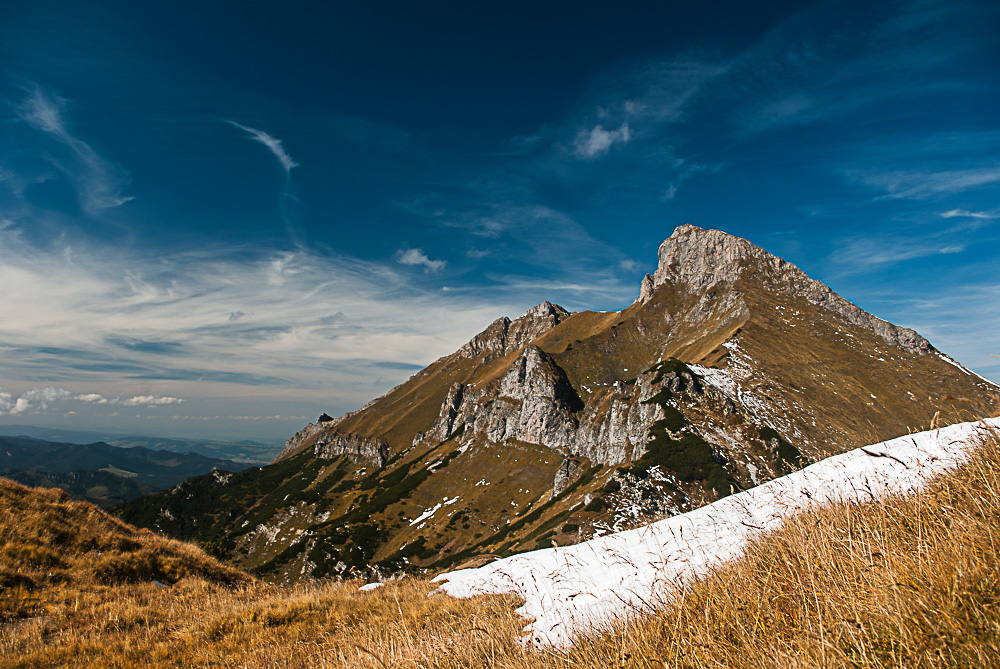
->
[0, 0, 998, 441]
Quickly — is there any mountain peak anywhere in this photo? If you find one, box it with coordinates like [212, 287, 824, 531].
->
[458, 301, 571, 361]
[652, 224, 784, 292]
[639, 225, 933, 356]
[522, 300, 570, 321]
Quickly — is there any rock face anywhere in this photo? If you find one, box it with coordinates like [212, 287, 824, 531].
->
[277, 422, 326, 460]
[420, 350, 717, 468]
[646, 224, 932, 355]
[459, 302, 570, 361]
[278, 423, 389, 466]
[552, 458, 582, 496]
[467, 346, 580, 454]
[312, 431, 390, 467]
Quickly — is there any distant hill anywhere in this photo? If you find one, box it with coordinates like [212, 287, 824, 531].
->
[0, 425, 282, 464]
[0, 435, 253, 507]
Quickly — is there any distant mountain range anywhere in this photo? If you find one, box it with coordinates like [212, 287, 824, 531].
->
[117, 225, 1000, 582]
[0, 425, 282, 464]
[0, 434, 254, 507]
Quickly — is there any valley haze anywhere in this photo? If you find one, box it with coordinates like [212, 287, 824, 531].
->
[1, 0, 999, 442]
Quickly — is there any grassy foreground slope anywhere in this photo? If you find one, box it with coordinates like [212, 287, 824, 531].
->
[4, 426, 1000, 667]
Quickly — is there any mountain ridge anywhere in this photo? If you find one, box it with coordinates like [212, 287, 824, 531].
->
[118, 225, 999, 582]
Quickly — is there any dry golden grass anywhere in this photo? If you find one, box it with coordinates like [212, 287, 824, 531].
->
[557, 425, 1000, 668]
[0, 479, 247, 624]
[5, 427, 1000, 667]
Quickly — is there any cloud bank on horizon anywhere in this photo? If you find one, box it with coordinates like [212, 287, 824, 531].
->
[0, 0, 998, 439]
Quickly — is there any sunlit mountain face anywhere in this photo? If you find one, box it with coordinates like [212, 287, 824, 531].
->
[116, 226, 999, 582]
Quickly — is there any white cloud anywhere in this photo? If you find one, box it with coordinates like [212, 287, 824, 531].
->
[396, 248, 446, 272]
[16, 87, 133, 213]
[2, 386, 73, 414]
[0, 388, 194, 413]
[74, 393, 108, 404]
[227, 121, 298, 173]
[18, 89, 67, 135]
[121, 395, 183, 406]
[573, 122, 631, 159]
[942, 208, 1000, 219]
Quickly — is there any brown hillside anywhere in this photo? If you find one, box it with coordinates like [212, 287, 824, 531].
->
[0, 478, 247, 623]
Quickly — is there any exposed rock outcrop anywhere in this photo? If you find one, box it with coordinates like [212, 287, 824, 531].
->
[277, 421, 327, 461]
[553, 458, 582, 496]
[276, 422, 390, 466]
[459, 301, 570, 361]
[425, 346, 583, 454]
[313, 431, 390, 467]
[421, 349, 694, 467]
[434, 382, 466, 441]
[645, 224, 933, 355]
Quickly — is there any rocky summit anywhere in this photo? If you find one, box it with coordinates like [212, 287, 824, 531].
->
[117, 225, 999, 582]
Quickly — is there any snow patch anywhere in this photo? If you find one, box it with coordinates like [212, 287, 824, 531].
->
[409, 496, 460, 526]
[433, 417, 999, 647]
[689, 364, 736, 400]
[937, 353, 999, 388]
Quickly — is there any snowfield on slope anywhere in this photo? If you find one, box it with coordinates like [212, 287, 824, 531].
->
[432, 417, 1000, 647]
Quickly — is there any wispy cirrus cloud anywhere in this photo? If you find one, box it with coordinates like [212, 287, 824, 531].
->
[847, 166, 1000, 200]
[423, 202, 644, 309]
[831, 236, 965, 269]
[0, 228, 518, 415]
[872, 282, 1000, 381]
[15, 87, 133, 214]
[227, 121, 298, 173]
[942, 208, 1000, 219]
